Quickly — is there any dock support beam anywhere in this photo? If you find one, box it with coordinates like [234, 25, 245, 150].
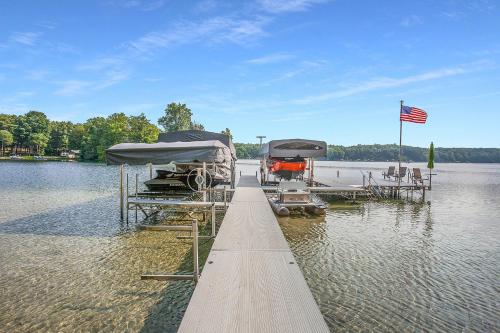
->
[211, 203, 216, 237]
[202, 162, 207, 202]
[223, 187, 228, 212]
[135, 173, 139, 222]
[126, 173, 129, 224]
[140, 219, 200, 282]
[119, 164, 124, 220]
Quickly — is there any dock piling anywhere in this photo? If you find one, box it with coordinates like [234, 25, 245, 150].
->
[135, 173, 138, 222]
[211, 203, 216, 237]
[119, 164, 124, 220]
[223, 187, 227, 212]
[126, 173, 129, 224]
[192, 219, 199, 282]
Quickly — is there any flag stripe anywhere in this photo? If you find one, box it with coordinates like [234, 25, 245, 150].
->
[400, 105, 427, 124]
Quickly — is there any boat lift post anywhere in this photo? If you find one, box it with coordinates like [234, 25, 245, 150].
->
[310, 158, 315, 186]
[230, 160, 236, 189]
[202, 162, 207, 202]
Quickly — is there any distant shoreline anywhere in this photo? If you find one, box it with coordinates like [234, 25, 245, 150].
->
[234, 143, 500, 163]
[0, 156, 78, 162]
[1, 157, 499, 164]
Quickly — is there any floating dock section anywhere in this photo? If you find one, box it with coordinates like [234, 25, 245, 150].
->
[178, 175, 329, 332]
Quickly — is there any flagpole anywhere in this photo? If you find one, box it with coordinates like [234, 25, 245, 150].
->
[398, 100, 403, 198]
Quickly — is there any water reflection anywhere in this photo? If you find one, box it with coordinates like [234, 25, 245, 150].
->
[279, 194, 499, 332]
[1, 161, 499, 332]
[0, 162, 216, 332]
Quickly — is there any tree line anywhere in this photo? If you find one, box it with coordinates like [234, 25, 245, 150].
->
[235, 143, 500, 163]
[1, 104, 498, 163]
[327, 144, 500, 163]
[0, 103, 232, 161]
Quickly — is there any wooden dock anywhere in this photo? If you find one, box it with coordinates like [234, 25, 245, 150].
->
[178, 175, 329, 333]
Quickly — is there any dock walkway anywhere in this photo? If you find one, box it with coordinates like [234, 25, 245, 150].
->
[178, 176, 329, 332]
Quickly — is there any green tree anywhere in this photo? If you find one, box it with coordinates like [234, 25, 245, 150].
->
[0, 130, 13, 156]
[234, 143, 261, 159]
[158, 103, 193, 132]
[427, 142, 435, 169]
[30, 133, 49, 155]
[0, 114, 17, 132]
[13, 115, 31, 147]
[69, 124, 85, 150]
[129, 113, 160, 143]
[48, 121, 72, 154]
[81, 117, 106, 161]
[190, 121, 205, 131]
[25, 111, 49, 135]
[12, 111, 50, 154]
[221, 128, 232, 139]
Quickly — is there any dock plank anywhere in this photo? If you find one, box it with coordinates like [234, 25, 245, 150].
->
[178, 176, 329, 333]
[212, 201, 289, 251]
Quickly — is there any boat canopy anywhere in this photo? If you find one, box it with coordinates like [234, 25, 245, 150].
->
[261, 139, 327, 158]
[158, 130, 236, 159]
[105, 140, 232, 166]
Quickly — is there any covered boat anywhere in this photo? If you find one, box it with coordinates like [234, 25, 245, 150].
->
[261, 139, 327, 180]
[106, 130, 236, 191]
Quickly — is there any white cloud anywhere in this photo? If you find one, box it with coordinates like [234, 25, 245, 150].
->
[10, 32, 42, 46]
[246, 52, 294, 64]
[257, 0, 329, 13]
[1, 91, 36, 103]
[108, 0, 166, 11]
[94, 70, 129, 89]
[141, 0, 165, 11]
[144, 77, 163, 82]
[0, 104, 29, 115]
[441, 11, 465, 20]
[53, 42, 79, 54]
[54, 70, 129, 96]
[36, 21, 57, 30]
[400, 15, 423, 27]
[25, 69, 51, 80]
[293, 61, 491, 104]
[77, 57, 124, 71]
[54, 80, 93, 96]
[194, 0, 219, 13]
[126, 16, 270, 55]
[254, 59, 326, 86]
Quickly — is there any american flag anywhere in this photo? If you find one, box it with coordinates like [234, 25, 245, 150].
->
[400, 105, 427, 124]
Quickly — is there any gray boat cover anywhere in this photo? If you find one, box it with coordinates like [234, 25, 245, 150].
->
[261, 139, 327, 158]
[158, 130, 236, 159]
[106, 140, 232, 165]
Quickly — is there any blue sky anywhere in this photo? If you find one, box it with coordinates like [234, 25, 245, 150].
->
[0, 0, 499, 147]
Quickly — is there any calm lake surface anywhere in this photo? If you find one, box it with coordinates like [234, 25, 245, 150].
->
[0, 161, 499, 332]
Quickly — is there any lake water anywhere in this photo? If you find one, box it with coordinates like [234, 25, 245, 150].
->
[0, 161, 499, 332]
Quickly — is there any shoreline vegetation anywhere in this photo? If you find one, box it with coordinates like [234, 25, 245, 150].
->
[235, 143, 500, 163]
[1, 106, 499, 164]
